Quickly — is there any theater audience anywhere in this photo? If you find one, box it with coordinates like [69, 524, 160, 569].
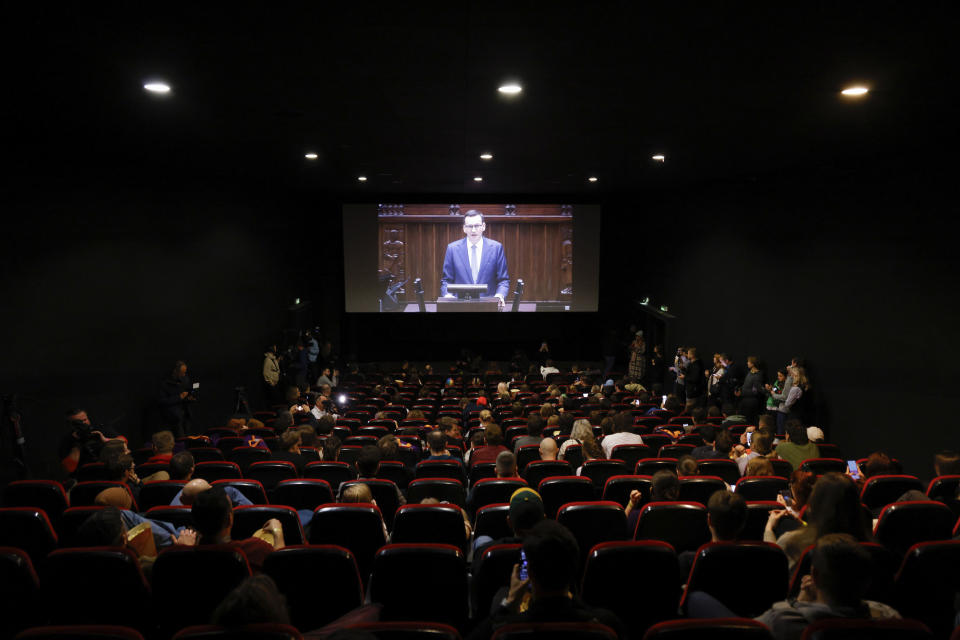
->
[468, 424, 510, 466]
[689, 534, 900, 639]
[512, 414, 544, 452]
[934, 450, 960, 476]
[744, 457, 774, 477]
[186, 486, 284, 571]
[148, 430, 176, 464]
[425, 430, 453, 460]
[343, 445, 406, 506]
[468, 519, 625, 640]
[171, 478, 252, 507]
[559, 419, 602, 466]
[774, 420, 819, 473]
[765, 472, 870, 570]
[678, 489, 747, 578]
[212, 575, 291, 626]
[599, 411, 644, 458]
[271, 429, 307, 475]
[677, 455, 699, 476]
[168, 451, 195, 481]
[538, 437, 559, 461]
[734, 431, 774, 475]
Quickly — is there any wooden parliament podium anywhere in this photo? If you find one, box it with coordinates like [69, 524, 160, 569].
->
[436, 284, 499, 312]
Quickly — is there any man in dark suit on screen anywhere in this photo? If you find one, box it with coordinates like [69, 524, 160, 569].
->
[440, 210, 510, 308]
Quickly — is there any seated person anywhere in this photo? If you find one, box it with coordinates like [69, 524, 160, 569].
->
[338, 445, 406, 506]
[678, 489, 746, 578]
[148, 430, 176, 464]
[512, 414, 545, 453]
[340, 482, 389, 541]
[469, 424, 510, 466]
[425, 430, 454, 460]
[168, 451, 195, 481]
[677, 455, 699, 477]
[473, 487, 545, 558]
[171, 478, 253, 507]
[686, 533, 901, 640]
[538, 437, 559, 461]
[76, 506, 158, 576]
[468, 519, 626, 639]
[271, 429, 307, 475]
[212, 575, 291, 627]
[774, 420, 820, 473]
[625, 469, 680, 532]
[184, 486, 284, 572]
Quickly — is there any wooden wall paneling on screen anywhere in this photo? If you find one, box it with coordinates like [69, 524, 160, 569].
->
[378, 206, 572, 303]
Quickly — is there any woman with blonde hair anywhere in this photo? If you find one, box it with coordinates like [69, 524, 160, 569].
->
[560, 419, 603, 471]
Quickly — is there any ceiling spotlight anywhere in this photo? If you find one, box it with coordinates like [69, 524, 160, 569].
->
[498, 83, 523, 95]
[640, 296, 650, 305]
[304, 153, 318, 160]
[588, 176, 598, 182]
[652, 155, 665, 162]
[473, 176, 483, 182]
[357, 176, 367, 182]
[480, 153, 493, 160]
[143, 82, 171, 94]
[841, 86, 869, 96]
[659, 305, 669, 312]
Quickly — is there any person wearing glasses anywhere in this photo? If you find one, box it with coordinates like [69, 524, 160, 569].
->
[440, 210, 510, 308]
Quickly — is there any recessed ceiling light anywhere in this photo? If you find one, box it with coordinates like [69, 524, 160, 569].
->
[473, 176, 483, 182]
[588, 176, 598, 182]
[498, 83, 522, 95]
[143, 82, 171, 94]
[841, 86, 869, 96]
[480, 153, 493, 160]
[304, 153, 318, 160]
[652, 155, 665, 162]
[357, 176, 367, 182]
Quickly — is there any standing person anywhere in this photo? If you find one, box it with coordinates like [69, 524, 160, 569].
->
[440, 210, 509, 308]
[262, 345, 280, 405]
[682, 347, 705, 412]
[671, 347, 688, 404]
[159, 360, 196, 437]
[628, 331, 646, 381]
[737, 356, 765, 425]
[647, 344, 666, 387]
[707, 353, 725, 408]
[768, 366, 807, 435]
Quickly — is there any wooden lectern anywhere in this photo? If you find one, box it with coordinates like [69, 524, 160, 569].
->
[436, 297, 500, 312]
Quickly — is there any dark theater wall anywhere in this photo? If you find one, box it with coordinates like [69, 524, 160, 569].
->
[2, 168, 957, 482]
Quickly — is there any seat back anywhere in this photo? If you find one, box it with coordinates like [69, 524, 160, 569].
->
[370, 544, 467, 628]
[193, 461, 243, 482]
[467, 478, 527, 517]
[0, 507, 58, 568]
[561, 443, 584, 469]
[415, 460, 466, 484]
[696, 459, 740, 485]
[2, 480, 69, 526]
[406, 479, 466, 508]
[231, 505, 304, 545]
[309, 504, 387, 586]
[636, 458, 678, 476]
[473, 503, 512, 540]
[677, 476, 728, 506]
[303, 461, 357, 490]
[788, 541, 898, 604]
[469, 463, 498, 486]
[0, 547, 40, 638]
[522, 460, 572, 489]
[601, 475, 652, 506]
[556, 501, 629, 568]
[171, 623, 304, 640]
[471, 543, 521, 617]
[875, 501, 955, 557]
[271, 479, 334, 512]
[490, 622, 618, 640]
[635, 502, 711, 553]
[893, 540, 960, 638]
[145, 505, 194, 529]
[376, 461, 412, 490]
[861, 475, 925, 511]
[138, 480, 188, 511]
[245, 461, 298, 492]
[643, 618, 774, 639]
[801, 618, 933, 640]
[43, 547, 152, 630]
[680, 542, 788, 617]
[735, 476, 788, 502]
[581, 540, 681, 639]
[609, 444, 653, 470]
[799, 458, 846, 475]
[391, 504, 468, 551]
[345, 622, 461, 640]
[579, 460, 631, 498]
[514, 444, 541, 472]
[741, 501, 785, 541]
[188, 447, 225, 462]
[263, 545, 363, 632]
[537, 476, 595, 518]
[77, 462, 111, 481]
[342, 479, 402, 529]
[58, 506, 107, 547]
[659, 444, 695, 458]
[211, 479, 269, 505]
[815, 443, 843, 460]
[152, 546, 252, 636]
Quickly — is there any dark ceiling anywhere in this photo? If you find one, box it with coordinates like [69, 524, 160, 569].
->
[5, 2, 955, 195]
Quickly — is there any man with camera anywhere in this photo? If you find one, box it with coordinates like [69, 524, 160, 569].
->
[58, 408, 123, 476]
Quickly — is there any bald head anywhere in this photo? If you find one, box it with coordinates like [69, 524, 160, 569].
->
[180, 479, 213, 505]
[539, 438, 558, 461]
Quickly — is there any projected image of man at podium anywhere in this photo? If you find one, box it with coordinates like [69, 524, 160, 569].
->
[440, 210, 510, 309]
